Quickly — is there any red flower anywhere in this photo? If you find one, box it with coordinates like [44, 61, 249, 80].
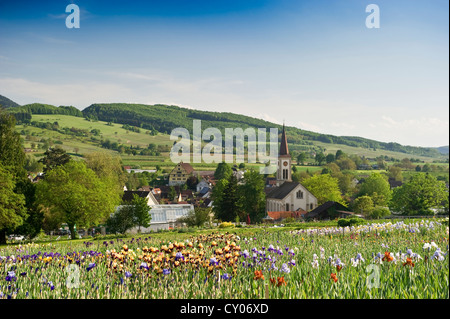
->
[330, 273, 338, 283]
[403, 258, 415, 267]
[253, 270, 264, 280]
[382, 251, 394, 262]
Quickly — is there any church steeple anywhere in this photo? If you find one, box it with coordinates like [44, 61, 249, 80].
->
[277, 122, 292, 186]
[279, 123, 289, 156]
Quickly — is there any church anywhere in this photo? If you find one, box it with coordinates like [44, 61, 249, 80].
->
[266, 125, 318, 213]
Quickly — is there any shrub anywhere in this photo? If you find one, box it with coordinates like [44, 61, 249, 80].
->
[338, 217, 366, 228]
[218, 222, 234, 228]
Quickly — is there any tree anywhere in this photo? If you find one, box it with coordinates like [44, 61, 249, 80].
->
[212, 174, 241, 222]
[130, 194, 151, 233]
[0, 109, 27, 244]
[326, 153, 335, 164]
[0, 109, 26, 178]
[369, 206, 391, 219]
[336, 157, 357, 171]
[214, 162, 233, 181]
[335, 150, 345, 160]
[358, 173, 392, 206]
[352, 195, 374, 217]
[178, 207, 211, 227]
[297, 152, 307, 165]
[315, 152, 326, 166]
[388, 166, 403, 182]
[389, 173, 449, 215]
[168, 186, 177, 201]
[238, 169, 266, 223]
[0, 164, 27, 244]
[13, 178, 44, 240]
[84, 152, 127, 193]
[302, 174, 345, 205]
[106, 205, 136, 235]
[186, 175, 199, 190]
[36, 161, 121, 239]
[38, 146, 71, 173]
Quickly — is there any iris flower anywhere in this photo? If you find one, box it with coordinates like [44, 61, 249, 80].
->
[403, 258, 415, 267]
[330, 273, 338, 283]
[86, 263, 96, 271]
[139, 262, 149, 270]
[221, 273, 232, 281]
[253, 270, 264, 280]
[382, 252, 394, 262]
[280, 263, 290, 274]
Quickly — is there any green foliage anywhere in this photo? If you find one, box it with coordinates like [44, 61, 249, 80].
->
[238, 168, 266, 223]
[0, 163, 27, 243]
[38, 146, 71, 173]
[106, 205, 136, 235]
[36, 161, 121, 239]
[218, 221, 234, 228]
[0, 109, 26, 178]
[352, 195, 374, 217]
[178, 208, 211, 228]
[212, 174, 241, 222]
[131, 194, 151, 232]
[214, 162, 233, 181]
[358, 173, 392, 206]
[337, 217, 366, 228]
[302, 174, 345, 205]
[8, 103, 83, 117]
[389, 173, 449, 215]
[369, 206, 391, 219]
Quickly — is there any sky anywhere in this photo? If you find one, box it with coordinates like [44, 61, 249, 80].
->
[0, 0, 448, 148]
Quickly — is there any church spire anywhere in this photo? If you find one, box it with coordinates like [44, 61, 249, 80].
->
[279, 123, 289, 156]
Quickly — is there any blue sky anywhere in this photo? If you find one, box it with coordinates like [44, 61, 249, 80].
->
[0, 0, 448, 147]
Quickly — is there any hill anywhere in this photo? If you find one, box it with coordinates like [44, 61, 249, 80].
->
[0, 94, 20, 108]
[434, 146, 449, 155]
[82, 103, 443, 158]
[3, 93, 447, 163]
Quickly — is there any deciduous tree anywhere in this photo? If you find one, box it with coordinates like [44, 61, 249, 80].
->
[36, 161, 121, 239]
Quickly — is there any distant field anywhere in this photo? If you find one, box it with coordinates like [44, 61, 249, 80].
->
[15, 114, 448, 175]
[313, 141, 446, 163]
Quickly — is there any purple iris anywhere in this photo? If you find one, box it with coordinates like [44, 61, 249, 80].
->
[125, 271, 132, 278]
[175, 252, 184, 261]
[5, 271, 16, 282]
[86, 263, 96, 271]
[221, 273, 232, 280]
[280, 263, 290, 274]
[163, 268, 171, 275]
[210, 257, 218, 266]
[140, 262, 149, 270]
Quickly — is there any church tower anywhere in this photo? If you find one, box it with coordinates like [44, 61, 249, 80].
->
[276, 124, 292, 186]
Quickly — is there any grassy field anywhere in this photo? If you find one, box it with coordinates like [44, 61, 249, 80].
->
[313, 141, 447, 163]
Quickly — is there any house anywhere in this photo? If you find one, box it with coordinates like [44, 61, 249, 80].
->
[122, 190, 159, 206]
[168, 161, 195, 186]
[196, 179, 211, 192]
[303, 201, 357, 220]
[265, 124, 318, 213]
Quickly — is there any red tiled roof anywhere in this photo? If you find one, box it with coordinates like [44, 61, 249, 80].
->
[179, 162, 194, 174]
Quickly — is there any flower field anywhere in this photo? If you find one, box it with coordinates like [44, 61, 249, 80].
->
[0, 219, 448, 299]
